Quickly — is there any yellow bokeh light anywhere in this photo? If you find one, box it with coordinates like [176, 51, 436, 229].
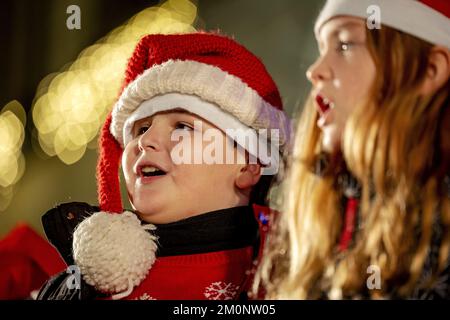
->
[0, 107, 26, 189]
[37, 130, 57, 157]
[2, 100, 27, 127]
[32, 0, 198, 165]
[57, 145, 87, 165]
[0, 155, 19, 188]
[33, 93, 64, 134]
[0, 111, 24, 153]
[162, 0, 197, 25]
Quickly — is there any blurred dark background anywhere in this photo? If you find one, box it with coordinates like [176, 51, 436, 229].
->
[0, 0, 325, 237]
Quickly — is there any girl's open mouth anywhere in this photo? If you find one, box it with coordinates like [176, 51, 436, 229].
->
[315, 94, 334, 116]
[315, 94, 335, 128]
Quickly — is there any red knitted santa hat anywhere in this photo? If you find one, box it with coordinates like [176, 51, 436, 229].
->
[0, 224, 66, 299]
[315, 0, 450, 49]
[98, 32, 291, 214]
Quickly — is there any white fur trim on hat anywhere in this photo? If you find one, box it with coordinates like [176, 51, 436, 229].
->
[122, 93, 278, 168]
[110, 59, 291, 151]
[315, 0, 450, 50]
[72, 211, 157, 300]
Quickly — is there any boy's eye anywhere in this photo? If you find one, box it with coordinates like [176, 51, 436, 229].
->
[174, 122, 194, 131]
[136, 125, 150, 136]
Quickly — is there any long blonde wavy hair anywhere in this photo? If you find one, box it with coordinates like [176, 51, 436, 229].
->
[254, 25, 450, 299]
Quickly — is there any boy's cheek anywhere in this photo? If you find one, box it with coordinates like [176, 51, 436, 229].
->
[121, 147, 137, 180]
[123, 174, 135, 203]
[122, 141, 138, 164]
[121, 162, 134, 185]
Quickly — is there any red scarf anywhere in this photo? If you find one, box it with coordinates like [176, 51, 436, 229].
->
[338, 197, 359, 252]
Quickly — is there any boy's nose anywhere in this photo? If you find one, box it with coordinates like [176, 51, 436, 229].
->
[137, 123, 165, 152]
[306, 56, 332, 85]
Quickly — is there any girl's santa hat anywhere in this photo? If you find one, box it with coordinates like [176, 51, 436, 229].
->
[72, 32, 291, 299]
[315, 0, 450, 49]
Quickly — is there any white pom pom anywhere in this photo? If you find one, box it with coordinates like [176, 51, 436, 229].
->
[72, 211, 157, 299]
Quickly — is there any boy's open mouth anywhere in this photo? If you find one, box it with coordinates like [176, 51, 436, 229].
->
[139, 166, 166, 177]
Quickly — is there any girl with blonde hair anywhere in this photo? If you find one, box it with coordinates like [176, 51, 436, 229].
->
[255, 0, 450, 299]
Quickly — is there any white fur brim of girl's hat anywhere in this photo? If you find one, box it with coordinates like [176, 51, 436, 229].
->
[315, 0, 450, 50]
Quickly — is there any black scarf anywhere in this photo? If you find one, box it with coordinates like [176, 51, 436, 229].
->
[153, 206, 259, 256]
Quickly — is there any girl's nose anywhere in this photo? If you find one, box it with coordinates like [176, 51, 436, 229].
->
[306, 55, 332, 86]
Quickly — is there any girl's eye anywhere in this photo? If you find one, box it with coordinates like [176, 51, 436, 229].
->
[337, 41, 354, 52]
[175, 122, 194, 131]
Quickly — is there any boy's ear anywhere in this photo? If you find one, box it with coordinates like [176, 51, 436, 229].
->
[235, 163, 262, 190]
[420, 46, 450, 96]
